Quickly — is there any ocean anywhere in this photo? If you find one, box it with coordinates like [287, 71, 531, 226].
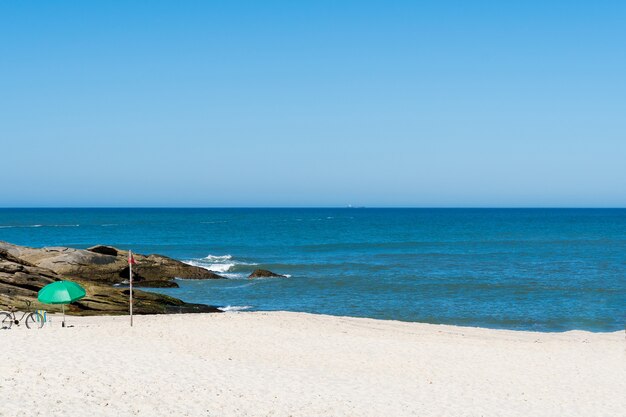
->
[1, 208, 624, 332]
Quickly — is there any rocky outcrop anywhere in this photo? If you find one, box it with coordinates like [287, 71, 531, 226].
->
[0, 241, 224, 287]
[0, 242, 222, 315]
[87, 245, 118, 256]
[248, 269, 287, 279]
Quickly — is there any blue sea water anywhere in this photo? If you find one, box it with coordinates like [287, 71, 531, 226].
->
[1, 208, 624, 332]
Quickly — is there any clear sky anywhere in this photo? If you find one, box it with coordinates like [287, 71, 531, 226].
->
[1, 1, 625, 207]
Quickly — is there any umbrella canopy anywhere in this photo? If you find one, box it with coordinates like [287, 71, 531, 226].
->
[38, 280, 86, 304]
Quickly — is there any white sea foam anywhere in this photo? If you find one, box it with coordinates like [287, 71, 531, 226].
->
[184, 260, 216, 269]
[183, 254, 257, 277]
[0, 224, 78, 228]
[204, 254, 233, 262]
[205, 262, 236, 273]
[0, 224, 41, 228]
[218, 305, 252, 312]
[184, 254, 290, 279]
[220, 273, 249, 279]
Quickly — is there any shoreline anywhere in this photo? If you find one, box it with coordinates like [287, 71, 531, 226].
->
[3, 311, 625, 416]
[33, 309, 626, 336]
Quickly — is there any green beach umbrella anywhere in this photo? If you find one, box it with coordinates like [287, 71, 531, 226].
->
[38, 280, 86, 327]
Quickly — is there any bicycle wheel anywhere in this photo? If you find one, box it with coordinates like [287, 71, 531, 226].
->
[0, 312, 12, 330]
[25, 312, 44, 329]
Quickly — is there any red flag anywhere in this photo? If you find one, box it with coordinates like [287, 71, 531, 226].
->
[128, 252, 136, 265]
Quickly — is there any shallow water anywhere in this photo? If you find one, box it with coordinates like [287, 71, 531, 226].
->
[1, 208, 624, 331]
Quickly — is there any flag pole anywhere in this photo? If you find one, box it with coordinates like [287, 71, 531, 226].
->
[129, 250, 133, 327]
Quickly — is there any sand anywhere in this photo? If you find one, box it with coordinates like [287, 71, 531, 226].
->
[1, 311, 624, 417]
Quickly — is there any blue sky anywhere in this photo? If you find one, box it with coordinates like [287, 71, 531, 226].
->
[1, 1, 625, 207]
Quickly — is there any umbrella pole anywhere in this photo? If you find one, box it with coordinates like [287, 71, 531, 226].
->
[62, 304, 66, 328]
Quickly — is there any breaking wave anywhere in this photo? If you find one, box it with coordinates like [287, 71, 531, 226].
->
[0, 224, 79, 229]
[218, 305, 252, 312]
[184, 254, 258, 278]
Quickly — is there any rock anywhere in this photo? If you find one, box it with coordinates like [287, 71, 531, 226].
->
[248, 269, 287, 279]
[0, 257, 219, 315]
[87, 245, 118, 256]
[0, 241, 225, 285]
[121, 254, 225, 282]
[0, 242, 222, 315]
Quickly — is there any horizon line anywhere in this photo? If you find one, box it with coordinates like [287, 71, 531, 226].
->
[2, 206, 626, 210]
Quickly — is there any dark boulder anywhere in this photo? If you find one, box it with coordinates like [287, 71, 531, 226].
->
[248, 269, 288, 279]
[87, 245, 118, 256]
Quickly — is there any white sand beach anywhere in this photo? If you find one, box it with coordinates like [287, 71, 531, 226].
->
[1, 312, 624, 417]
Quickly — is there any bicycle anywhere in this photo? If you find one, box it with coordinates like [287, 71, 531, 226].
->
[0, 301, 45, 330]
